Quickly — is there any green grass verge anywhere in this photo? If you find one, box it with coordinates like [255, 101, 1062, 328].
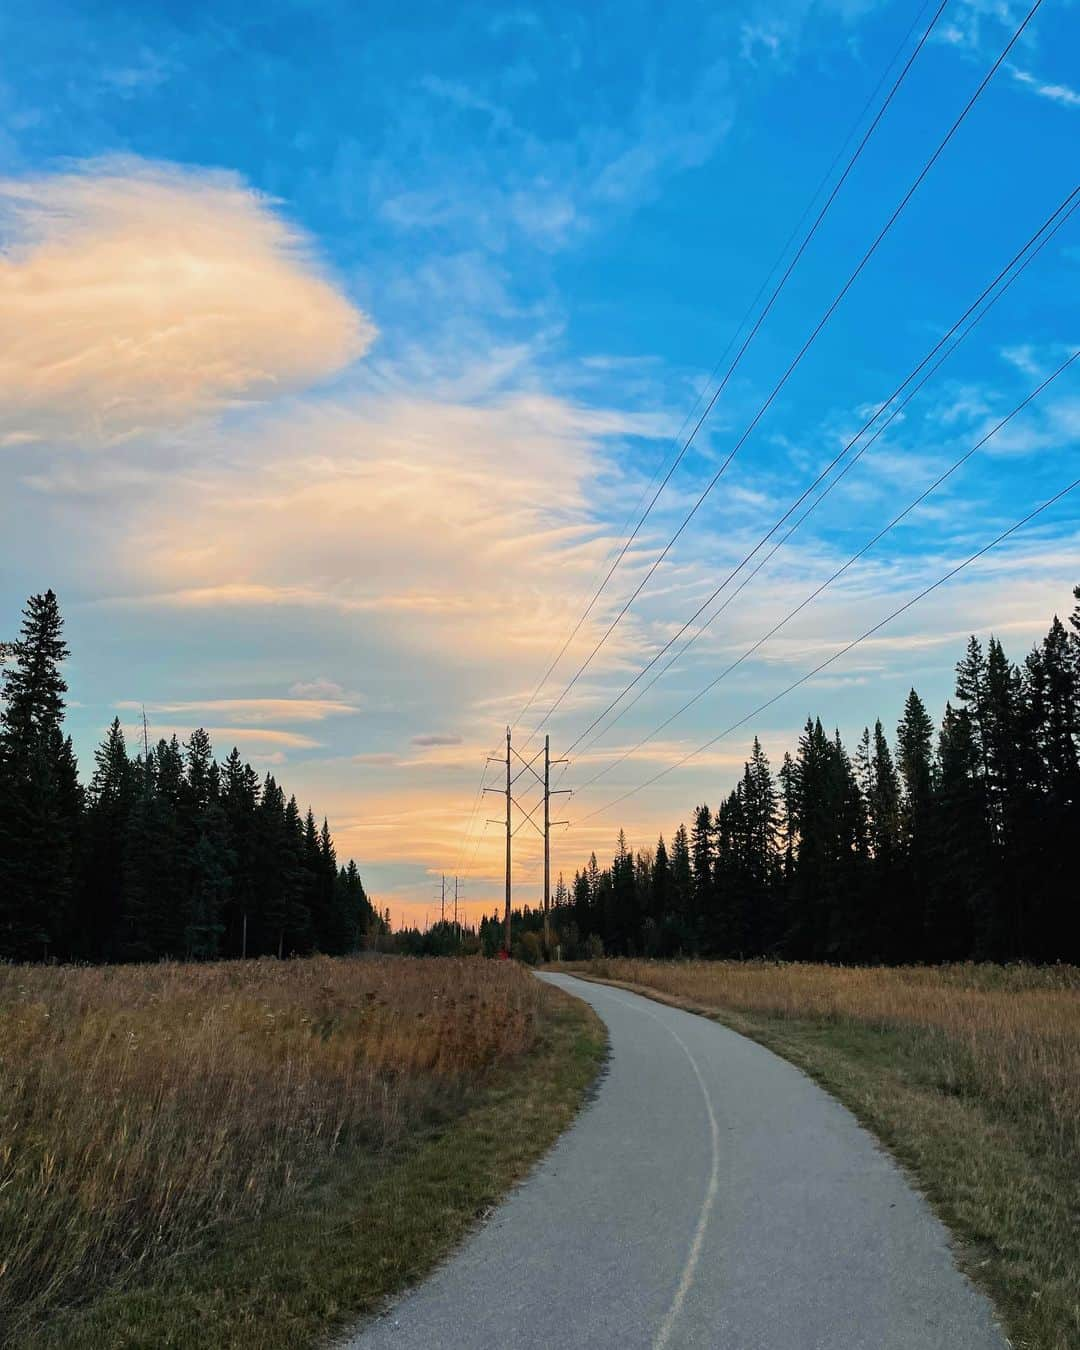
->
[568, 972, 1077, 1350]
[32, 982, 605, 1350]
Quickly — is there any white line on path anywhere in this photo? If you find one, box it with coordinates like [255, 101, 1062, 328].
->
[604, 990, 722, 1350]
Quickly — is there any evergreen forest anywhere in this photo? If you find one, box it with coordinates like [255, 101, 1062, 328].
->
[522, 586, 1080, 965]
[0, 591, 377, 962]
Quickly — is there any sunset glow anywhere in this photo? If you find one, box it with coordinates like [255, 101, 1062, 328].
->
[4, 0, 1079, 924]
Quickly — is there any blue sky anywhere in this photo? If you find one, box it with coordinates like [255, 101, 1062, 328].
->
[2, 0, 1078, 923]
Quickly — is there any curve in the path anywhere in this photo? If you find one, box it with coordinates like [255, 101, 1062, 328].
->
[347, 973, 1006, 1350]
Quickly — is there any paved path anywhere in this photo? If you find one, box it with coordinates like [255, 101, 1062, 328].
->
[348, 973, 1006, 1349]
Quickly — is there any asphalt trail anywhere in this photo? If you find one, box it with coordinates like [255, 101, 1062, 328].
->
[347, 973, 1005, 1349]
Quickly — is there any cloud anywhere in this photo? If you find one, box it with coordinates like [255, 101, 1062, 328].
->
[0, 158, 374, 442]
[740, 23, 785, 64]
[411, 733, 463, 746]
[206, 727, 322, 749]
[289, 677, 346, 699]
[367, 51, 734, 254]
[122, 723, 323, 754]
[97, 386, 669, 694]
[119, 697, 360, 725]
[1009, 64, 1080, 109]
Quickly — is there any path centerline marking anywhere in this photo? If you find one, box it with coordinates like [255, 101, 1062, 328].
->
[599, 985, 723, 1350]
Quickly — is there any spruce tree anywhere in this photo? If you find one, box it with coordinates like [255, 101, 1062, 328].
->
[936, 702, 983, 958]
[896, 691, 936, 959]
[651, 836, 670, 924]
[689, 804, 714, 951]
[669, 823, 692, 946]
[80, 718, 134, 959]
[221, 747, 260, 956]
[0, 590, 82, 959]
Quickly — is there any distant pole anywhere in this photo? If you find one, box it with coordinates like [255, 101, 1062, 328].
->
[441, 873, 446, 925]
[544, 736, 571, 958]
[141, 704, 149, 760]
[485, 727, 529, 958]
[543, 736, 551, 952]
[504, 726, 512, 955]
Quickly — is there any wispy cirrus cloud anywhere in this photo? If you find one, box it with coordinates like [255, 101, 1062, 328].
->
[289, 678, 347, 700]
[92, 387, 670, 687]
[0, 157, 373, 443]
[366, 50, 734, 255]
[121, 722, 323, 755]
[118, 697, 361, 725]
[1008, 64, 1080, 109]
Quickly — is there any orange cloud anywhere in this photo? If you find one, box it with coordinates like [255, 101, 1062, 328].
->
[119, 697, 361, 725]
[0, 158, 373, 442]
[122, 723, 322, 754]
[108, 392, 666, 701]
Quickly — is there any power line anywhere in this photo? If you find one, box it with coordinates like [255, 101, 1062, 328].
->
[449, 744, 500, 880]
[458, 0, 939, 879]
[529, 0, 1044, 748]
[565, 184, 1080, 771]
[577, 455, 1080, 824]
[575, 347, 1079, 796]
[508, 0, 933, 741]
[460, 817, 491, 878]
[508, 0, 949, 749]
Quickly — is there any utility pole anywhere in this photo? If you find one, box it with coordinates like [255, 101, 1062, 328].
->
[484, 726, 556, 959]
[543, 735, 571, 955]
[485, 728, 513, 956]
[504, 726, 511, 954]
[441, 873, 446, 925]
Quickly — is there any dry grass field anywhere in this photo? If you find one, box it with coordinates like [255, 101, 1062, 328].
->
[563, 958, 1080, 1350]
[0, 955, 603, 1348]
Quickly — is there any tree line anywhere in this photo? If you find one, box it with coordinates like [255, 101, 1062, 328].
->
[0, 591, 378, 963]
[532, 585, 1080, 965]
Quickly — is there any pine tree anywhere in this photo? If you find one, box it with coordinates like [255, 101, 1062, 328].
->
[80, 718, 134, 959]
[634, 847, 654, 945]
[651, 836, 670, 924]
[936, 702, 983, 958]
[0, 591, 82, 959]
[1024, 618, 1080, 958]
[669, 823, 692, 946]
[319, 817, 351, 953]
[711, 787, 745, 955]
[829, 728, 868, 962]
[743, 738, 779, 953]
[956, 637, 1024, 957]
[896, 691, 936, 959]
[572, 868, 591, 938]
[283, 795, 312, 955]
[221, 747, 260, 956]
[689, 804, 714, 951]
[860, 720, 900, 960]
[123, 737, 186, 958]
[609, 830, 637, 953]
[253, 774, 288, 956]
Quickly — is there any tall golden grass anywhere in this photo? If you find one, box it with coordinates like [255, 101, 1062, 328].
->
[0, 955, 542, 1342]
[582, 959, 1080, 1162]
